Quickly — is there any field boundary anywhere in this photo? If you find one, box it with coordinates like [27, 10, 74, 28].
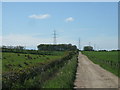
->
[2, 51, 78, 88]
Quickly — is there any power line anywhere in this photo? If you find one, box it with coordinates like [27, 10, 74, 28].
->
[89, 42, 91, 46]
[53, 30, 57, 44]
[78, 38, 81, 50]
[94, 44, 96, 51]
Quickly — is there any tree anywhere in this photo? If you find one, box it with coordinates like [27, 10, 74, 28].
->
[84, 46, 93, 51]
[37, 44, 77, 51]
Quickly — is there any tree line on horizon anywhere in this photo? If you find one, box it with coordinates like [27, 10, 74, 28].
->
[1, 44, 119, 52]
[1, 44, 78, 54]
[37, 44, 77, 51]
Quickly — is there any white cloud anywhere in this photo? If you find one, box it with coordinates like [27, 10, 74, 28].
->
[2, 34, 118, 50]
[2, 34, 52, 49]
[28, 14, 50, 19]
[2, 34, 77, 49]
[0, 36, 2, 46]
[65, 17, 74, 22]
[81, 36, 118, 50]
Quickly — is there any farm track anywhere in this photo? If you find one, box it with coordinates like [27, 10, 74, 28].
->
[74, 52, 119, 88]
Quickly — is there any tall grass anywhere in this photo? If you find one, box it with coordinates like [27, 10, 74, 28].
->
[42, 54, 78, 88]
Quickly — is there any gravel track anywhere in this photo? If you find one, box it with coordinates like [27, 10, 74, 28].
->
[74, 52, 119, 88]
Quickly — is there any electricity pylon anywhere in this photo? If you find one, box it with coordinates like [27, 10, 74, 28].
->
[53, 30, 57, 44]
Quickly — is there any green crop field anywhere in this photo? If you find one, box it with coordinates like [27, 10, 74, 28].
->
[2, 50, 78, 89]
[2, 51, 66, 73]
[82, 51, 119, 77]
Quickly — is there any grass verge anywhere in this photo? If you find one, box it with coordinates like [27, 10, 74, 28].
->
[42, 54, 78, 88]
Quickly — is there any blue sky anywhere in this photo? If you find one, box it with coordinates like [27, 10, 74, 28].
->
[2, 2, 118, 50]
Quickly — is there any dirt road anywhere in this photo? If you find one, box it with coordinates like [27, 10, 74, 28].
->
[74, 52, 119, 88]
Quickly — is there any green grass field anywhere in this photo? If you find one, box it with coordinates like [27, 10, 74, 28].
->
[82, 51, 119, 77]
[2, 51, 66, 73]
[16, 54, 78, 88]
[2, 51, 78, 88]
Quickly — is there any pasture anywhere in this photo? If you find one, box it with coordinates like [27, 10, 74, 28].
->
[2, 50, 78, 88]
[2, 51, 66, 72]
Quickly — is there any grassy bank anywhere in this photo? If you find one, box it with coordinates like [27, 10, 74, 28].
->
[82, 51, 119, 77]
[42, 54, 78, 88]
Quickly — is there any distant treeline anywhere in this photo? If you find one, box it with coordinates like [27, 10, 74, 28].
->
[83, 46, 93, 51]
[97, 50, 120, 51]
[37, 44, 77, 51]
[1, 44, 78, 54]
[83, 46, 119, 51]
[2, 45, 25, 50]
[1, 46, 53, 55]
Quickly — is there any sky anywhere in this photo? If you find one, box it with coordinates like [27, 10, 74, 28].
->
[1, 0, 119, 2]
[2, 2, 118, 50]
